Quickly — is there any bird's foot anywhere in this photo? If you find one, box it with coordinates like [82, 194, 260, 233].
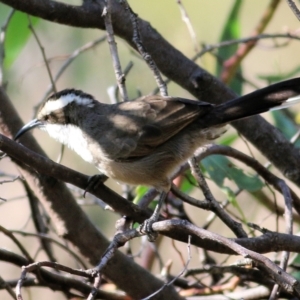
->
[139, 191, 167, 242]
[139, 217, 158, 242]
[84, 174, 108, 197]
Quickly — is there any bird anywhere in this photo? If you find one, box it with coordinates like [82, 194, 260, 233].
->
[15, 78, 300, 238]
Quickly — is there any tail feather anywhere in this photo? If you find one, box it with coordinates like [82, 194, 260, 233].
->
[270, 94, 300, 111]
[203, 77, 300, 127]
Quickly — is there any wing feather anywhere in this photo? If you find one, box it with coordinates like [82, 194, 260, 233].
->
[108, 95, 213, 158]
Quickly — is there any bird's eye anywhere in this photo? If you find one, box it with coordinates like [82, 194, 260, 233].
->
[65, 115, 70, 124]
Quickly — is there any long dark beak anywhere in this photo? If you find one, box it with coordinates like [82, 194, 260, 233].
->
[14, 119, 43, 141]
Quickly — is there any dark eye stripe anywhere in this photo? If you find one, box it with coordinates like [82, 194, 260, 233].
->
[42, 109, 69, 124]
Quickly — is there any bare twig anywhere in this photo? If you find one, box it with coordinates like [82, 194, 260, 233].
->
[107, 60, 134, 104]
[137, 188, 159, 209]
[16, 261, 94, 300]
[36, 36, 106, 109]
[122, 0, 168, 96]
[0, 9, 14, 85]
[142, 235, 192, 300]
[27, 15, 57, 93]
[11, 230, 88, 269]
[87, 228, 143, 300]
[93, 228, 143, 273]
[0, 275, 15, 299]
[153, 219, 300, 297]
[0, 225, 33, 262]
[194, 32, 300, 61]
[189, 157, 247, 238]
[176, 0, 199, 52]
[0, 248, 128, 300]
[270, 179, 293, 299]
[221, 0, 281, 83]
[102, 1, 129, 101]
[286, 0, 300, 21]
[0, 175, 20, 184]
[171, 183, 211, 210]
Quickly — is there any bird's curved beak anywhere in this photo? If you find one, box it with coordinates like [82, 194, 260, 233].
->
[14, 119, 43, 141]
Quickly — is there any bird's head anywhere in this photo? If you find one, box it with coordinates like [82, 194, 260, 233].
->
[14, 89, 95, 141]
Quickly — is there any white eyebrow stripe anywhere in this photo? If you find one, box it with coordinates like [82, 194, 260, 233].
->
[41, 94, 94, 115]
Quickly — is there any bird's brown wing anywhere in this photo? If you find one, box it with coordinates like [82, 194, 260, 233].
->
[109, 95, 214, 159]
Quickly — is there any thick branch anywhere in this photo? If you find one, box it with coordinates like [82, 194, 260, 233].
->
[2, 132, 300, 254]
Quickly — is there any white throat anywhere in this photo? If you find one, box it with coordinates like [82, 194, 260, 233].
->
[42, 124, 94, 163]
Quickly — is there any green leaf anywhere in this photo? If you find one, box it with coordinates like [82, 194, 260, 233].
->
[271, 110, 300, 147]
[179, 170, 197, 194]
[221, 186, 246, 221]
[231, 167, 264, 192]
[202, 155, 264, 192]
[133, 185, 149, 204]
[4, 11, 39, 68]
[202, 155, 228, 187]
[216, 0, 243, 94]
[218, 0, 242, 45]
[218, 132, 239, 146]
[290, 253, 300, 281]
[291, 252, 300, 265]
[133, 186, 159, 210]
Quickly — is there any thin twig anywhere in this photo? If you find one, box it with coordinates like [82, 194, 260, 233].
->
[137, 188, 159, 209]
[102, 2, 129, 101]
[189, 157, 248, 238]
[122, 0, 168, 96]
[193, 145, 300, 215]
[221, 0, 281, 84]
[153, 219, 300, 297]
[286, 0, 300, 21]
[0, 175, 20, 184]
[0, 225, 33, 262]
[11, 230, 88, 269]
[270, 179, 293, 299]
[176, 0, 199, 52]
[151, 31, 300, 96]
[36, 36, 106, 110]
[108, 60, 134, 104]
[0, 276, 16, 299]
[0, 9, 14, 86]
[86, 228, 143, 300]
[171, 183, 211, 210]
[142, 235, 192, 300]
[27, 15, 56, 93]
[194, 32, 300, 61]
[16, 261, 95, 300]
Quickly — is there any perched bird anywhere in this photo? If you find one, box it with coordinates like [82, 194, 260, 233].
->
[15, 78, 300, 237]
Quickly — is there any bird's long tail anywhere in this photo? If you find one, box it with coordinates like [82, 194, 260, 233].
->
[203, 77, 300, 127]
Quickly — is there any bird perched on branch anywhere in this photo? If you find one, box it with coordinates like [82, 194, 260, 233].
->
[15, 78, 300, 239]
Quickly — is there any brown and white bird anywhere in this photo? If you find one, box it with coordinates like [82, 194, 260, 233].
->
[15, 78, 300, 235]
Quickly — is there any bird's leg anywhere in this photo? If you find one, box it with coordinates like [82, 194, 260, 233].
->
[139, 191, 167, 242]
[83, 174, 109, 197]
